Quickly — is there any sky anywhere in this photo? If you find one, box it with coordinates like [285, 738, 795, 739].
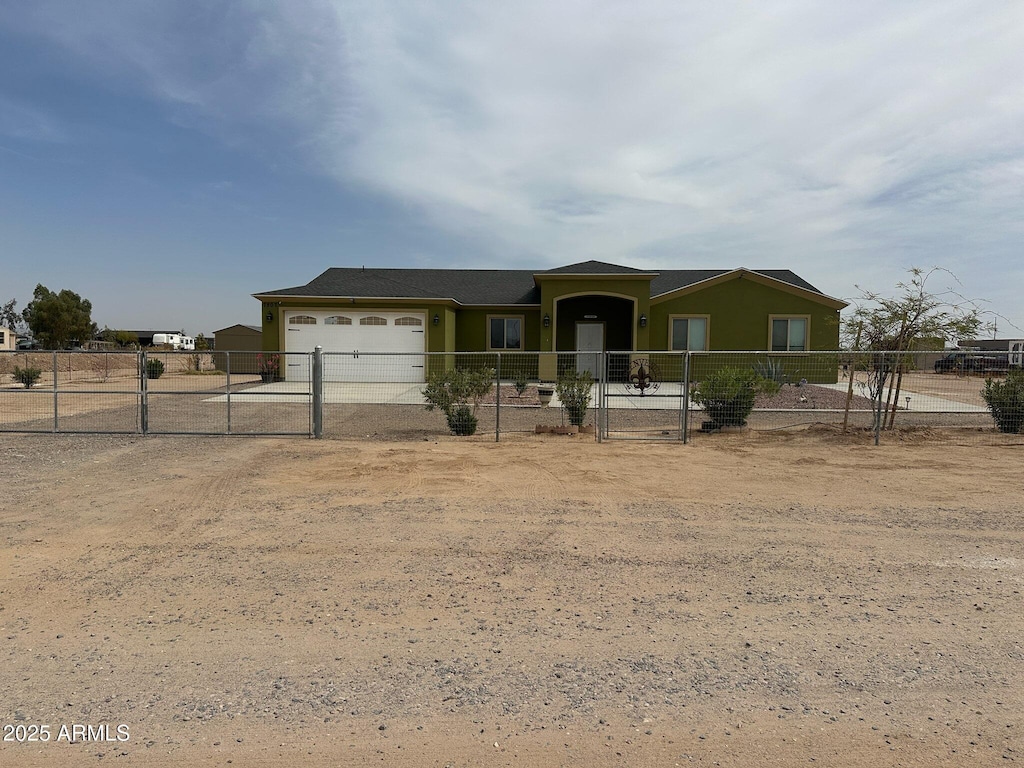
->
[1, 1, 1022, 338]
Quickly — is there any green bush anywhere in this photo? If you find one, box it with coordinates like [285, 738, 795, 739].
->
[422, 366, 494, 436]
[556, 370, 593, 427]
[513, 374, 529, 398]
[690, 368, 780, 428]
[446, 405, 478, 436]
[12, 366, 42, 388]
[145, 358, 165, 380]
[982, 370, 1024, 433]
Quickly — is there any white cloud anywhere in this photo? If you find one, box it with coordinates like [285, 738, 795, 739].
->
[8, 0, 1024, 326]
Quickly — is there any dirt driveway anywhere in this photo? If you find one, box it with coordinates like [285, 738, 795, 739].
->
[1, 432, 1021, 767]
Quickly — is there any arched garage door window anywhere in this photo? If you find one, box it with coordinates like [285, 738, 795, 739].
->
[324, 315, 352, 325]
[289, 315, 316, 325]
[359, 316, 387, 326]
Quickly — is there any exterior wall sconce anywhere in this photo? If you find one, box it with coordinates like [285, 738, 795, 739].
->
[433, 313, 440, 326]
[265, 310, 273, 323]
[639, 313, 647, 328]
[543, 314, 551, 328]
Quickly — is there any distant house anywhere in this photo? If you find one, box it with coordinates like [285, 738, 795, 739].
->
[0, 325, 16, 351]
[213, 324, 263, 373]
[254, 260, 846, 382]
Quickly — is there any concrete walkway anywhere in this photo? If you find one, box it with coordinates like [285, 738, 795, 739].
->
[816, 382, 987, 413]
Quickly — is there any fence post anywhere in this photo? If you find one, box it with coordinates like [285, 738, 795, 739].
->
[139, 351, 149, 435]
[226, 351, 232, 435]
[495, 353, 501, 443]
[312, 346, 323, 439]
[682, 351, 691, 443]
[52, 350, 58, 433]
[873, 351, 884, 446]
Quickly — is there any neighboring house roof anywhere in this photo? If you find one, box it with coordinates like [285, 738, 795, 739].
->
[214, 324, 262, 334]
[255, 262, 843, 307]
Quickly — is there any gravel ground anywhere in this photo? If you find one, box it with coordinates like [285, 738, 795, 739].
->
[0, 433, 1022, 766]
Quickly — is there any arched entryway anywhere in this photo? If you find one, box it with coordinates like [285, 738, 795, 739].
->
[554, 294, 635, 377]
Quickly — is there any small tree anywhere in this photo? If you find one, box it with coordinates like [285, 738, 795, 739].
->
[844, 268, 986, 431]
[556, 370, 593, 427]
[12, 365, 42, 388]
[422, 367, 494, 435]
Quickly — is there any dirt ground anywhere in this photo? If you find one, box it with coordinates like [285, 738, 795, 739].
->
[1, 432, 1021, 767]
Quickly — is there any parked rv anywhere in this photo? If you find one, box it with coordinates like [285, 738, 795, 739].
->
[151, 333, 196, 350]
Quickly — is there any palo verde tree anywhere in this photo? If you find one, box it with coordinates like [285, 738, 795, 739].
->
[843, 267, 986, 431]
[22, 284, 97, 350]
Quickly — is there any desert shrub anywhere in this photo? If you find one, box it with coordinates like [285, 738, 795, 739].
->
[12, 366, 42, 388]
[691, 368, 780, 428]
[422, 366, 494, 436]
[446, 405, 478, 436]
[982, 370, 1024, 433]
[556, 369, 593, 427]
[145, 358, 165, 380]
[513, 374, 529, 398]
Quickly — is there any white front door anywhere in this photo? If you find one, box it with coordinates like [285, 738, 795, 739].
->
[575, 322, 604, 379]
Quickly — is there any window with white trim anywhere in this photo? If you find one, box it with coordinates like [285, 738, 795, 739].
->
[489, 317, 522, 350]
[289, 315, 317, 325]
[771, 317, 807, 351]
[670, 317, 708, 351]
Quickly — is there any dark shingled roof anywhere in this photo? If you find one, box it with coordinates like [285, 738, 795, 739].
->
[542, 260, 656, 275]
[650, 269, 823, 296]
[258, 268, 542, 304]
[256, 263, 830, 305]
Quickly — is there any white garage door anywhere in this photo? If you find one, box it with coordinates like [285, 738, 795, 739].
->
[283, 310, 426, 382]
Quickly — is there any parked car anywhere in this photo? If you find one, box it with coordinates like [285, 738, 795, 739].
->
[934, 352, 1008, 374]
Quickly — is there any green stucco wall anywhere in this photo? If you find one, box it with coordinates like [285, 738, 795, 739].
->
[648, 278, 841, 351]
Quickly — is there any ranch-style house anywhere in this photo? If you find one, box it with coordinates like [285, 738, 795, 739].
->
[253, 260, 847, 382]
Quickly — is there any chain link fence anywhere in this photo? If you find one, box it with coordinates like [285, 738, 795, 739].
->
[2, 349, 1021, 443]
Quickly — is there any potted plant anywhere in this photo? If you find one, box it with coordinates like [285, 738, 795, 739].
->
[257, 353, 280, 383]
[422, 366, 494, 436]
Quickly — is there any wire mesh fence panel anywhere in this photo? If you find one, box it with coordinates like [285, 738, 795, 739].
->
[145, 351, 312, 435]
[0, 390, 55, 432]
[1, 351, 57, 432]
[686, 351, 852, 438]
[319, 351, 602, 440]
[683, 350, 1021, 445]
[56, 391, 139, 433]
[220, 351, 312, 435]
